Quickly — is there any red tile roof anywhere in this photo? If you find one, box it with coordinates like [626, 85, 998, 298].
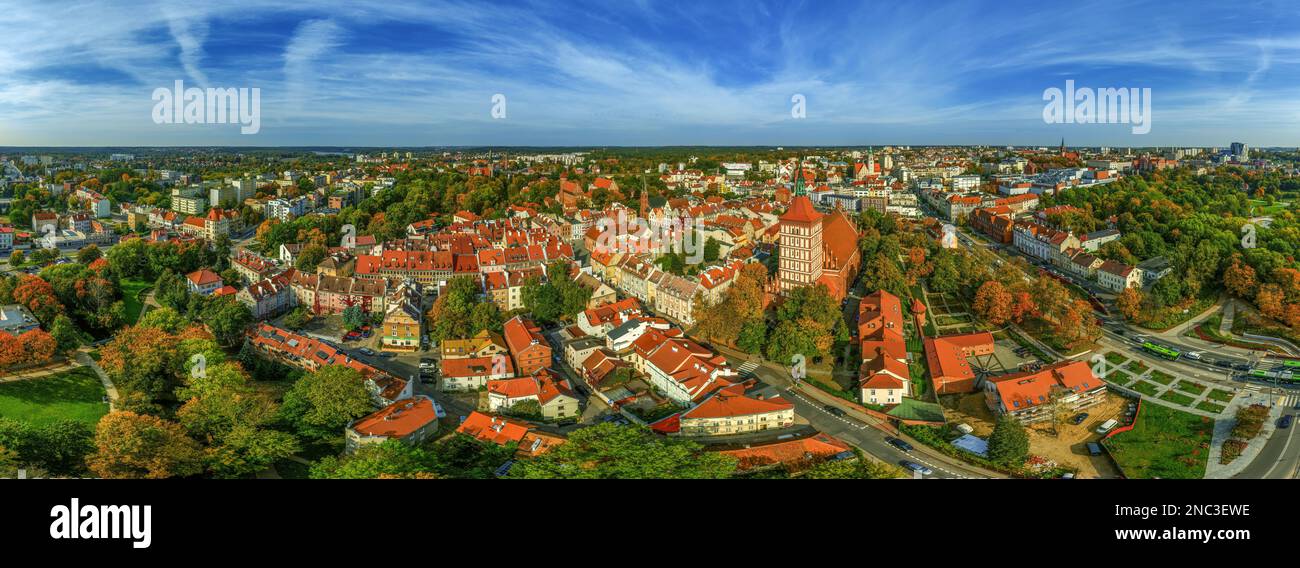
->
[350, 397, 438, 439]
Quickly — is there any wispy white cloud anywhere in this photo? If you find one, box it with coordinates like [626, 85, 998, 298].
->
[1, 0, 1299, 146]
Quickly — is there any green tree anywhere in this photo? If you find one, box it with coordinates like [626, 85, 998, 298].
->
[988, 415, 1030, 467]
[202, 295, 253, 347]
[508, 423, 737, 479]
[280, 366, 375, 440]
[86, 411, 205, 479]
[49, 314, 82, 353]
[800, 453, 904, 479]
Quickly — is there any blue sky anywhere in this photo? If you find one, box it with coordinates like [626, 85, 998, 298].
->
[1, 0, 1298, 147]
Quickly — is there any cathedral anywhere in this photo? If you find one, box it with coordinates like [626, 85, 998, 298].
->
[773, 161, 861, 302]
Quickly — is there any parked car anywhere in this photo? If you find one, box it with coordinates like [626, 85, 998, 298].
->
[886, 437, 913, 452]
[899, 461, 933, 476]
[1086, 442, 1103, 456]
[1070, 413, 1089, 426]
[1096, 419, 1119, 434]
[431, 400, 446, 419]
[358, 347, 377, 356]
[1279, 415, 1294, 429]
[344, 331, 362, 341]
[823, 405, 846, 418]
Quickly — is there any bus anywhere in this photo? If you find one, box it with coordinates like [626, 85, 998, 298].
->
[1142, 341, 1180, 360]
[1280, 359, 1300, 370]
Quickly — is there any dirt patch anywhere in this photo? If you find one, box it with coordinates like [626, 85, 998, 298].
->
[940, 393, 998, 436]
[1024, 393, 1129, 479]
[942, 390, 1129, 478]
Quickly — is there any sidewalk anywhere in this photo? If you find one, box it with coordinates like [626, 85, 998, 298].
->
[1205, 395, 1285, 479]
[74, 349, 119, 411]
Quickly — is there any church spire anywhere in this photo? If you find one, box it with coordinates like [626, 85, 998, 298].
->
[794, 158, 806, 197]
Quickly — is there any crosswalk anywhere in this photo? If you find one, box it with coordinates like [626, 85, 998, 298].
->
[736, 360, 760, 377]
[1240, 384, 1298, 408]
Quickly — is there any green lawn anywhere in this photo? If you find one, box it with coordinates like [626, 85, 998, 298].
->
[1105, 351, 1128, 366]
[1196, 401, 1227, 414]
[1174, 380, 1206, 395]
[1159, 390, 1196, 406]
[1104, 402, 1212, 479]
[1148, 371, 1175, 385]
[1207, 389, 1236, 403]
[1131, 381, 1160, 396]
[0, 368, 108, 426]
[120, 279, 153, 325]
[1125, 360, 1149, 375]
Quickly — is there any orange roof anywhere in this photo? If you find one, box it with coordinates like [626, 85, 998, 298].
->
[681, 385, 793, 420]
[455, 411, 564, 456]
[186, 269, 222, 286]
[350, 397, 438, 439]
[779, 195, 822, 224]
[502, 316, 548, 357]
[987, 360, 1100, 413]
[719, 433, 852, 470]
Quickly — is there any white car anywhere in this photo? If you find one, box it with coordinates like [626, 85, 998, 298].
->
[431, 400, 446, 419]
[1185, 352, 1203, 361]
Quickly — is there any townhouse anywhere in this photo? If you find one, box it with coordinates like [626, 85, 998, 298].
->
[503, 316, 551, 376]
[237, 269, 295, 320]
[440, 355, 516, 392]
[1097, 260, 1143, 293]
[440, 329, 508, 360]
[246, 324, 411, 405]
[486, 369, 581, 421]
[629, 327, 737, 406]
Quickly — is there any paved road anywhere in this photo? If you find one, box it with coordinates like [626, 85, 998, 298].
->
[723, 350, 999, 479]
[1236, 409, 1300, 479]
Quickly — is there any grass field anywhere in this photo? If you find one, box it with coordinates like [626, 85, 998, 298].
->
[0, 368, 108, 426]
[1207, 389, 1236, 403]
[1159, 390, 1196, 406]
[1196, 401, 1227, 414]
[1174, 380, 1206, 395]
[1104, 402, 1212, 479]
[120, 279, 152, 325]
[1131, 381, 1160, 396]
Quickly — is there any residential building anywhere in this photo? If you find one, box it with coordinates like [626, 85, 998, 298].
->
[676, 384, 795, 436]
[486, 370, 580, 420]
[186, 269, 224, 295]
[502, 316, 550, 376]
[984, 360, 1106, 424]
[344, 396, 440, 454]
[439, 355, 515, 391]
[454, 411, 565, 458]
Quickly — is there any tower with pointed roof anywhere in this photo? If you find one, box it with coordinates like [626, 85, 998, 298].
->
[777, 158, 824, 294]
